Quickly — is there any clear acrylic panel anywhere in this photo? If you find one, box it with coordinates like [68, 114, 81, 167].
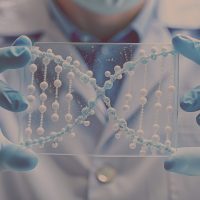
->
[18, 42, 179, 156]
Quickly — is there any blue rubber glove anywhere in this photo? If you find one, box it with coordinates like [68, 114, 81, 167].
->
[164, 34, 200, 176]
[0, 35, 38, 172]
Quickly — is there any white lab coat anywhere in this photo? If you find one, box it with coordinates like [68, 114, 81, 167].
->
[0, 1, 200, 200]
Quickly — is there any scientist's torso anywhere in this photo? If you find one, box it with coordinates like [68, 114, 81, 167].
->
[0, 0, 200, 200]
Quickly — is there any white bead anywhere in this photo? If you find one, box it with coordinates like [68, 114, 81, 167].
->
[114, 65, 121, 72]
[28, 85, 35, 93]
[151, 46, 157, 53]
[65, 93, 73, 102]
[155, 90, 162, 98]
[139, 49, 146, 57]
[168, 85, 175, 92]
[66, 56, 72, 63]
[165, 126, 172, 134]
[50, 131, 57, 137]
[170, 148, 176, 154]
[117, 74, 122, 80]
[166, 105, 173, 112]
[86, 70, 93, 77]
[62, 61, 69, 68]
[52, 142, 58, 148]
[129, 142, 136, 149]
[123, 104, 130, 111]
[40, 81, 48, 90]
[51, 113, 59, 122]
[137, 129, 144, 136]
[65, 113, 72, 122]
[153, 123, 160, 131]
[39, 105, 47, 113]
[140, 97, 147, 105]
[55, 65, 62, 73]
[69, 132, 76, 138]
[42, 57, 50, 65]
[140, 88, 147, 96]
[40, 93, 47, 101]
[125, 93, 132, 101]
[29, 64, 37, 73]
[47, 48, 53, 53]
[123, 61, 135, 71]
[83, 121, 90, 127]
[161, 47, 168, 56]
[52, 101, 59, 110]
[152, 134, 160, 143]
[25, 127, 32, 136]
[165, 139, 171, 147]
[154, 102, 162, 110]
[54, 55, 62, 63]
[162, 46, 168, 51]
[27, 95, 35, 102]
[90, 78, 96, 85]
[107, 108, 116, 118]
[105, 71, 111, 77]
[80, 74, 89, 84]
[37, 127, 45, 135]
[73, 60, 80, 67]
[90, 110, 95, 115]
[115, 133, 121, 139]
[67, 72, 75, 80]
[113, 123, 119, 131]
[54, 79, 62, 88]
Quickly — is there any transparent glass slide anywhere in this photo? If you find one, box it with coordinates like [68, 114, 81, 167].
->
[18, 42, 178, 156]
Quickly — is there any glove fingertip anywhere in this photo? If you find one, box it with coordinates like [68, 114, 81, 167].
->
[172, 34, 200, 64]
[2, 144, 38, 172]
[12, 35, 32, 47]
[172, 34, 185, 51]
[180, 99, 193, 112]
[196, 114, 200, 126]
[10, 46, 32, 68]
[164, 159, 174, 171]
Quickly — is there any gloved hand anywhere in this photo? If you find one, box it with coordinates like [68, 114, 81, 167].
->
[164, 34, 200, 176]
[0, 35, 38, 172]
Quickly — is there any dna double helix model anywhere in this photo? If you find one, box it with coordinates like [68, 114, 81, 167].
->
[20, 44, 178, 156]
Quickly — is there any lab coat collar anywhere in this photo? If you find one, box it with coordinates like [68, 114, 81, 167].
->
[130, 0, 158, 41]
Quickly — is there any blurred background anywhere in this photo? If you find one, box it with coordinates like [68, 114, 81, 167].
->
[0, 0, 199, 47]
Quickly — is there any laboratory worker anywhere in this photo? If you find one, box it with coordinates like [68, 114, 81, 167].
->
[0, 0, 200, 200]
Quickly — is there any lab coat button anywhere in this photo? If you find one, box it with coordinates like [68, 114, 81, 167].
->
[96, 166, 116, 184]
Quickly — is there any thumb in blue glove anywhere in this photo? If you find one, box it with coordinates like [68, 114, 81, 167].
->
[0, 35, 38, 172]
[164, 34, 200, 176]
[164, 147, 200, 176]
[172, 34, 200, 65]
[0, 130, 37, 172]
